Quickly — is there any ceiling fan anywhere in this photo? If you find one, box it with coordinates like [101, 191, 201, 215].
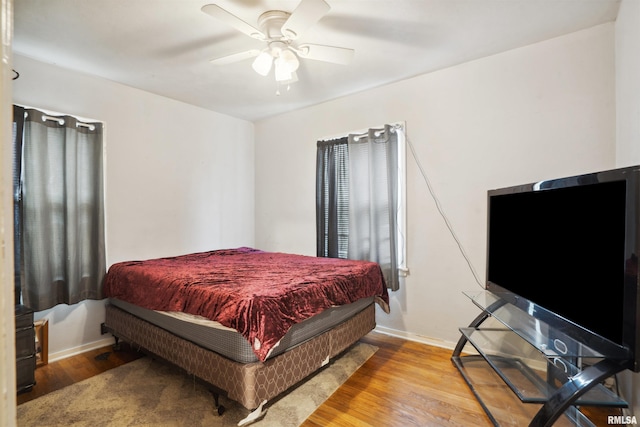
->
[201, 0, 354, 88]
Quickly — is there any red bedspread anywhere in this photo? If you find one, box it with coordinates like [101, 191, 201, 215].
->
[103, 247, 389, 361]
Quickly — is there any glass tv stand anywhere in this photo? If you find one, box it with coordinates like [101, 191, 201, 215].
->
[452, 290, 631, 427]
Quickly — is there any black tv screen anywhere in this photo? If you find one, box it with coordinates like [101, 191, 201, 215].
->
[486, 165, 640, 369]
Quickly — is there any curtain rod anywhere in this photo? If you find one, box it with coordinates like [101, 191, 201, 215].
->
[39, 113, 96, 131]
[319, 123, 404, 143]
[350, 123, 403, 141]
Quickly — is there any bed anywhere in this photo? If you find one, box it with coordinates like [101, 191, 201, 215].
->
[101, 247, 389, 421]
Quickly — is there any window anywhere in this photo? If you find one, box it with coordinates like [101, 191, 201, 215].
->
[13, 106, 105, 310]
[316, 123, 406, 291]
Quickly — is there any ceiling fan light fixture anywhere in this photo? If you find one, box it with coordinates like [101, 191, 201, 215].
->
[274, 57, 293, 82]
[203, 0, 352, 93]
[279, 49, 300, 73]
[274, 49, 300, 82]
[252, 50, 273, 76]
[285, 71, 299, 84]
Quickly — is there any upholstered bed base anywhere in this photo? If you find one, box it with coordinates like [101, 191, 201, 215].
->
[103, 302, 376, 410]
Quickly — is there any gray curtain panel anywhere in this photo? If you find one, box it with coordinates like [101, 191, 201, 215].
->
[20, 108, 105, 310]
[347, 125, 399, 291]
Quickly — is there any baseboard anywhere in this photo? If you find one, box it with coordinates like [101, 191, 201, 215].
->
[373, 326, 458, 351]
[48, 336, 116, 363]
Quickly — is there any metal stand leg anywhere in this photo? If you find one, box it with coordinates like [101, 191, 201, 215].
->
[452, 295, 630, 426]
[530, 358, 631, 427]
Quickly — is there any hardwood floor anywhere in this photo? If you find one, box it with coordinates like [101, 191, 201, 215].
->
[302, 332, 491, 427]
[304, 333, 619, 427]
[16, 332, 618, 426]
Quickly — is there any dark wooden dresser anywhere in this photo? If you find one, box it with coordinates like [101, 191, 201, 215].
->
[15, 305, 36, 394]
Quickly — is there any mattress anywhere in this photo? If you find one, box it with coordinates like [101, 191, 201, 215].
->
[109, 296, 374, 363]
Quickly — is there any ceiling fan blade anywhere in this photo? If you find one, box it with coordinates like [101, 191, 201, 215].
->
[281, 0, 330, 40]
[296, 44, 354, 65]
[201, 4, 265, 40]
[209, 49, 261, 65]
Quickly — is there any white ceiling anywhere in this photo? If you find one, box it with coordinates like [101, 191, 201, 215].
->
[13, 0, 621, 122]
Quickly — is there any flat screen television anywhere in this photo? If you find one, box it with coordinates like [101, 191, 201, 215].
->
[486, 165, 640, 370]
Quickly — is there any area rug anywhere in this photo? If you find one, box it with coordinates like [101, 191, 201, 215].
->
[17, 342, 376, 427]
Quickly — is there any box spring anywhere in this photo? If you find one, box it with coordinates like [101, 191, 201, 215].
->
[109, 296, 374, 363]
[104, 302, 376, 410]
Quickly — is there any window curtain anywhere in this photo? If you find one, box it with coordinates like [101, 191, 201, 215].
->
[316, 125, 401, 291]
[20, 108, 105, 311]
[347, 125, 400, 291]
[12, 105, 25, 305]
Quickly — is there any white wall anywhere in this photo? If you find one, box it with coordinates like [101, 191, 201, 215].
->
[615, 0, 640, 416]
[616, 0, 640, 166]
[12, 54, 255, 360]
[254, 24, 616, 347]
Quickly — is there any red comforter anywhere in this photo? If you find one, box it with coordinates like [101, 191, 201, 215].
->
[103, 247, 390, 361]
